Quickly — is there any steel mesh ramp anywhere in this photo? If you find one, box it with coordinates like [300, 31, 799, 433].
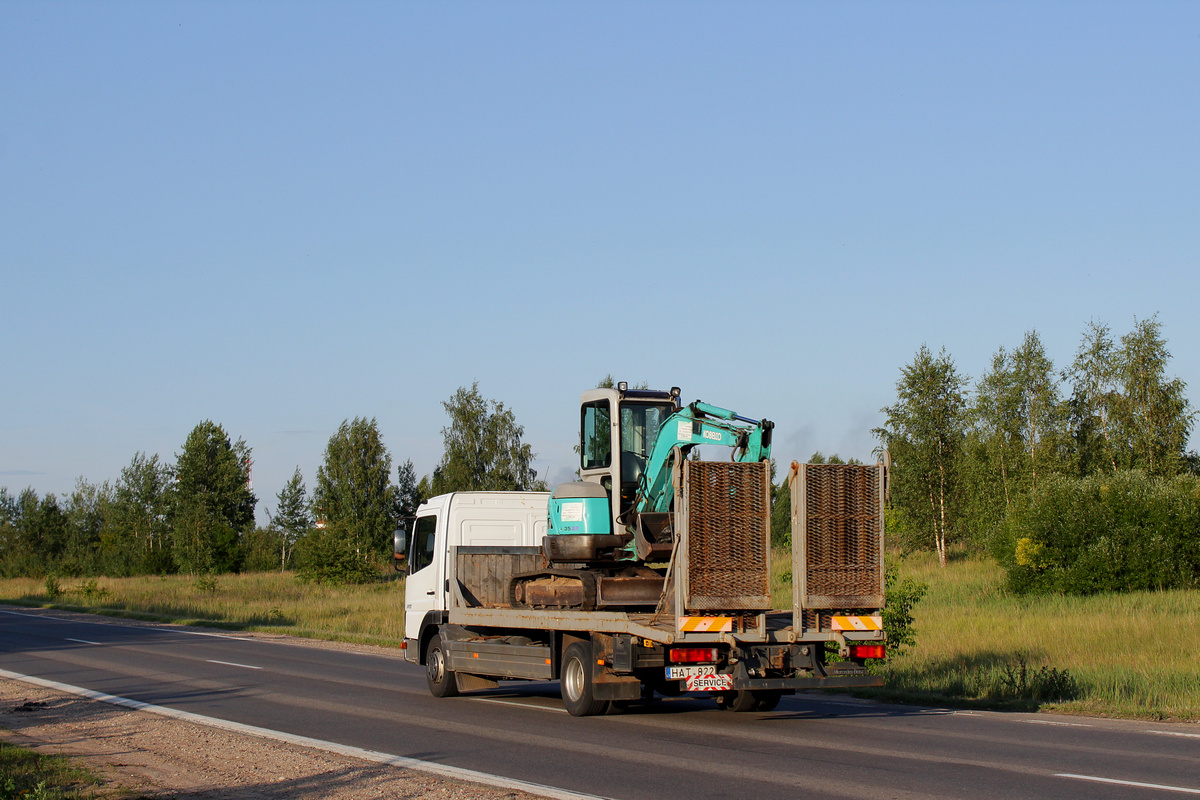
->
[679, 460, 771, 611]
[793, 463, 884, 609]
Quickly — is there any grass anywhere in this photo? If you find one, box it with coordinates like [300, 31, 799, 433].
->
[872, 551, 1200, 721]
[1, 572, 407, 647]
[0, 739, 102, 799]
[3, 555, 1198, 720]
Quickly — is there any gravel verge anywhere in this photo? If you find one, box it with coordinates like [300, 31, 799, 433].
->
[0, 608, 550, 800]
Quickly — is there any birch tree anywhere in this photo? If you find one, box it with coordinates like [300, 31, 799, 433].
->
[1066, 320, 1120, 475]
[875, 346, 969, 567]
[431, 383, 542, 493]
[1115, 316, 1194, 475]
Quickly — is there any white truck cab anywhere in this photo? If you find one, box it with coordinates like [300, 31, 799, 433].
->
[402, 491, 549, 661]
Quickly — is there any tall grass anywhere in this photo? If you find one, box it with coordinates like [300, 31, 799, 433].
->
[0, 738, 101, 799]
[0, 572, 408, 646]
[878, 552, 1200, 720]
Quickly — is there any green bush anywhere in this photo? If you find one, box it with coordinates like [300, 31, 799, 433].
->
[294, 524, 379, 585]
[988, 656, 1079, 702]
[995, 469, 1200, 594]
[240, 526, 285, 572]
[881, 564, 927, 659]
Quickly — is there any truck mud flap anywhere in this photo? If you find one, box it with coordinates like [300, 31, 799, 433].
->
[455, 673, 499, 692]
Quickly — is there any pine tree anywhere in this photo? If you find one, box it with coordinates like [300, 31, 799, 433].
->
[313, 417, 397, 560]
[170, 421, 256, 573]
[273, 467, 310, 570]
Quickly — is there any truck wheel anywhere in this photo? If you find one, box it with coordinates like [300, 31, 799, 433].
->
[560, 642, 610, 717]
[715, 690, 757, 712]
[752, 690, 782, 711]
[425, 634, 459, 698]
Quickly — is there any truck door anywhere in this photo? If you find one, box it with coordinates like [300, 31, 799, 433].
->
[404, 512, 441, 644]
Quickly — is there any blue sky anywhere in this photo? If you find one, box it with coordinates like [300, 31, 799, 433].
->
[3, 2, 1198, 520]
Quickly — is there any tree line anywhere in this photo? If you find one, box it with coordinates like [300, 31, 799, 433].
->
[0, 382, 543, 582]
[875, 315, 1200, 593]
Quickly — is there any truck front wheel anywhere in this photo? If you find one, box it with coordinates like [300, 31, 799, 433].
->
[560, 642, 610, 717]
[425, 634, 459, 698]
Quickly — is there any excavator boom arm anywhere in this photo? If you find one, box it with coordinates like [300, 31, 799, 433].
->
[634, 402, 773, 515]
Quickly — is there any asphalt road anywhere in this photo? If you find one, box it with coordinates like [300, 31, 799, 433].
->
[1, 607, 1197, 800]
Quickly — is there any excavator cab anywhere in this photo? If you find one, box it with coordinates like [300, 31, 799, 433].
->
[522, 383, 771, 610]
[579, 384, 680, 533]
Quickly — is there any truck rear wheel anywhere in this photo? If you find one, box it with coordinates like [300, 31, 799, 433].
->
[715, 690, 758, 712]
[716, 689, 783, 712]
[560, 641, 610, 717]
[752, 690, 782, 711]
[425, 634, 459, 698]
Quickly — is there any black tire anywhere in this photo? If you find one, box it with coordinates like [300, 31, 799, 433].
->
[715, 690, 758, 712]
[425, 634, 459, 698]
[752, 690, 783, 711]
[560, 641, 610, 717]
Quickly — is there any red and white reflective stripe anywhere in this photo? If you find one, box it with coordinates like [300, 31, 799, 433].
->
[677, 616, 733, 633]
[830, 615, 882, 631]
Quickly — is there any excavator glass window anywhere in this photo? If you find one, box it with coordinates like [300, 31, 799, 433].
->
[581, 401, 612, 470]
[619, 403, 675, 485]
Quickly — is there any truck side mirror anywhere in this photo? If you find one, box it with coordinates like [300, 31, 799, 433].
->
[393, 520, 411, 571]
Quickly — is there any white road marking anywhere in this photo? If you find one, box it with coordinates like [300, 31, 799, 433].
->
[0, 609, 248, 641]
[0, 610, 58, 620]
[1022, 719, 1091, 727]
[0, 668, 610, 800]
[172, 629, 252, 640]
[65, 638, 102, 646]
[475, 698, 568, 714]
[1148, 730, 1200, 740]
[206, 660, 263, 670]
[1056, 773, 1200, 795]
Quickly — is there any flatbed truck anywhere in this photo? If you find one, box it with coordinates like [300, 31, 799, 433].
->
[399, 385, 887, 715]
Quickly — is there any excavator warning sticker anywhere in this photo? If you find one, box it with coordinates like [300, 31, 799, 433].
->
[677, 420, 693, 441]
[560, 502, 583, 522]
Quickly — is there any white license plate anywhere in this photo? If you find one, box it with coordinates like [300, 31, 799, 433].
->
[686, 673, 733, 692]
[665, 665, 716, 680]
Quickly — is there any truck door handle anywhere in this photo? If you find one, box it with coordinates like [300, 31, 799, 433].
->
[426, 591, 435, 595]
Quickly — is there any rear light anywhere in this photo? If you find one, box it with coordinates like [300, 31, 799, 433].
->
[668, 647, 719, 664]
[849, 644, 886, 660]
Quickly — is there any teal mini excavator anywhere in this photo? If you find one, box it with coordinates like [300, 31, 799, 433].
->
[510, 383, 773, 610]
